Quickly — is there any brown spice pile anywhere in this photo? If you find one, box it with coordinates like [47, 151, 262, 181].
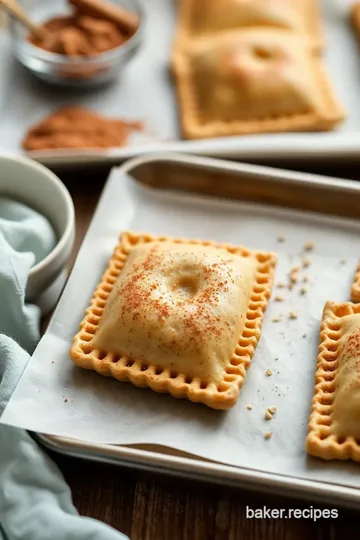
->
[28, 0, 139, 57]
[22, 106, 144, 151]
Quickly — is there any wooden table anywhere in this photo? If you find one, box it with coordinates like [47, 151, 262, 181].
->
[50, 163, 360, 540]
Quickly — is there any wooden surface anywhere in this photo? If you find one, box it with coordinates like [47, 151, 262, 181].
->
[50, 164, 360, 540]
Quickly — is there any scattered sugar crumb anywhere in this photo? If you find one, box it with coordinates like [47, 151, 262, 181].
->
[289, 311, 298, 320]
[265, 368, 273, 377]
[302, 334, 307, 338]
[64, 399, 68, 403]
[247, 404, 253, 411]
[302, 257, 311, 268]
[265, 431, 273, 440]
[265, 410, 273, 420]
[303, 276, 309, 283]
[300, 287, 307, 296]
[268, 406, 277, 414]
[304, 241, 314, 251]
[289, 266, 299, 284]
[275, 296, 284, 302]
[275, 357, 279, 361]
[277, 235, 285, 242]
[277, 282, 285, 289]
[340, 260, 347, 265]
[272, 317, 282, 323]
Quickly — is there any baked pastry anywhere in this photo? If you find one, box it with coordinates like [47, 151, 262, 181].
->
[306, 301, 360, 461]
[70, 231, 277, 409]
[351, 3, 360, 45]
[173, 29, 344, 140]
[176, 0, 323, 49]
[351, 262, 360, 302]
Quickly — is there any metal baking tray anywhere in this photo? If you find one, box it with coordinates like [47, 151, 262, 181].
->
[1, 0, 360, 166]
[27, 153, 360, 509]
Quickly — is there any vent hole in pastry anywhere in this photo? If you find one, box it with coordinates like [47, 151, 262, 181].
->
[154, 367, 163, 375]
[171, 274, 200, 298]
[97, 350, 107, 360]
[141, 364, 149, 372]
[81, 333, 92, 342]
[319, 432, 330, 441]
[112, 355, 121, 363]
[217, 383, 229, 393]
[337, 436, 346, 445]
[246, 311, 258, 321]
[200, 381, 208, 389]
[80, 343, 92, 354]
[98, 292, 108, 301]
[126, 360, 134, 368]
[185, 376, 192, 384]
[170, 370, 178, 379]
[327, 344, 337, 352]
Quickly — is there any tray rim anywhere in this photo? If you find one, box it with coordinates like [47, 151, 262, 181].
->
[34, 152, 360, 507]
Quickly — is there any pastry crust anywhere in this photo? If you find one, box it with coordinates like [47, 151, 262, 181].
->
[175, 0, 324, 51]
[351, 262, 360, 302]
[351, 3, 360, 45]
[70, 231, 277, 409]
[306, 301, 360, 461]
[172, 29, 344, 140]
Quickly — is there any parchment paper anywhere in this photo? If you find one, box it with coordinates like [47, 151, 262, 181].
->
[1, 0, 360, 164]
[3, 166, 360, 490]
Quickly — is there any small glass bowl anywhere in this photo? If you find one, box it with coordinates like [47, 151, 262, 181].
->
[9, 0, 143, 88]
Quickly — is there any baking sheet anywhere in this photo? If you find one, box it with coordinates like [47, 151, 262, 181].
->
[1, 0, 360, 164]
[3, 154, 360, 492]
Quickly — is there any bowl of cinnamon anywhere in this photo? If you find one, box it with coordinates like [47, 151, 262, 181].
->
[9, 0, 143, 87]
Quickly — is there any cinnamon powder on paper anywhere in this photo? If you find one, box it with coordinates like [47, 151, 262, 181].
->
[22, 106, 144, 151]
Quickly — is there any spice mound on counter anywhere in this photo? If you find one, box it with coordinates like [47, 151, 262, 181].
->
[22, 106, 144, 151]
[28, 0, 139, 57]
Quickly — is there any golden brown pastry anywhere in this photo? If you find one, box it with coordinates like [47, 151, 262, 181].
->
[177, 0, 323, 50]
[173, 29, 344, 139]
[306, 301, 360, 461]
[70, 231, 277, 409]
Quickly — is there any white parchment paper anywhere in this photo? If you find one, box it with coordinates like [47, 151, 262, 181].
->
[3, 164, 360, 490]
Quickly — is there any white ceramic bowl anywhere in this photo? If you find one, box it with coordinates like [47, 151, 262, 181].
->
[0, 153, 75, 314]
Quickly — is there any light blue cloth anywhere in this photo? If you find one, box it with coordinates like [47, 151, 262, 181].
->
[0, 198, 128, 540]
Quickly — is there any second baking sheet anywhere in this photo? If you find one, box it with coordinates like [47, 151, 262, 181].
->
[2, 154, 360, 490]
[1, 0, 360, 164]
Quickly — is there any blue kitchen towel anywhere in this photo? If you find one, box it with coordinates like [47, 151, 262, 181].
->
[0, 198, 128, 540]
